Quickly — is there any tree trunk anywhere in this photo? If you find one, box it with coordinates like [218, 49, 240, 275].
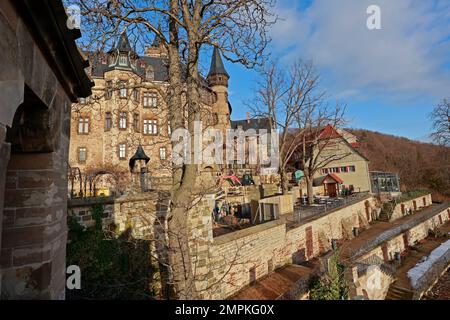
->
[163, 0, 197, 299]
[280, 169, 289, 195]
[165, 5, 203, 298]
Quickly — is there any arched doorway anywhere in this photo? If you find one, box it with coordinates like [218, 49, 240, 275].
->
[1, 86, 69, 299]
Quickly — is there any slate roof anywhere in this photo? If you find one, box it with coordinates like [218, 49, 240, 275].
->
[230, 117, 273, 132]
[89, 52, 169, 81]
[117, 32, 133, 52]
[208, 47, 229, 78]
[88, 34, 224, 88]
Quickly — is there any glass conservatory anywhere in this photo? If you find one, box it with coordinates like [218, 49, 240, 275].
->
[370, 171, 400, 193]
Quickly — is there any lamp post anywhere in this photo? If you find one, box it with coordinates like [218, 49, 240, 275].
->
[129, 145, 150, 193]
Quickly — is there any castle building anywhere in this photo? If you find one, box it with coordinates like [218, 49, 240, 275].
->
[69, 32, 232, 196]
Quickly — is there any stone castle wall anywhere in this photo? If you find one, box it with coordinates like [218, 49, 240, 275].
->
[187, 193, 449, 300]
[0, 0, 92, 299]
[389, 193, 433, 221]
[68, 193, 159, 240]
[188, 195, 378, 299]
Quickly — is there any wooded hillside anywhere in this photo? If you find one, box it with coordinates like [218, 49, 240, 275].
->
[350, 129, 450, 201]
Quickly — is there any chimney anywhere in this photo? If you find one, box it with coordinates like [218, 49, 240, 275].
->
[246, 112, 250, 124]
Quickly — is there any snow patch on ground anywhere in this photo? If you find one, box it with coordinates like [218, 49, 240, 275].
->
[407, 239, 450, 288]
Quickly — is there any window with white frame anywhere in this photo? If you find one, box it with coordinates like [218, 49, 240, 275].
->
[119, 54, 128, 66]
[143, 119, 158, 135]
[143, 91, 158, 108]
[78, 147, 87, 163]
[119, 81, 127, 98]
[78, 117, 89, 134]
[118, 144, 126, 160]
[119, 112, 127, 129]
[159, 147, 166, 160]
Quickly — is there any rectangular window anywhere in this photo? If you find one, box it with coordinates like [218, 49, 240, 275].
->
[133, 113, 140, 132]
[105, 112, 112, 131]
[78, 147, 87, 163]
[105, 81, 112, 99]
[143, 92, 158, 108]
[341, 166, 349, 173]
[119, 54, 127, 66]
[143, 119, 158, 135]
[133, 89, 140, 102]
[159, 147, 166, 160]
[119, 81, 127, 98]
[119, 112, 127, 129]
[78, 117, 89, 134]
[349, 165, 356, 172]
[79, 96, 91, 105]
[118, 144, 126, 160]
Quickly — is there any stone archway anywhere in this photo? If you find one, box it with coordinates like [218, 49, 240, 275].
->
[92, 170, 121, 197]
[1, 86, 69, 299]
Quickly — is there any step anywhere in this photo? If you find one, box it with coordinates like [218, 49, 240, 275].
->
[386, 285, 414, 300]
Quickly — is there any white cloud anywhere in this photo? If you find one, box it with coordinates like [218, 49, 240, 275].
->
[270, 0, 450, 102]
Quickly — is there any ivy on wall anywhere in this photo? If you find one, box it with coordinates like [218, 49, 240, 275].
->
[309, 252, 349, 300]
[66, 204, 159, 299]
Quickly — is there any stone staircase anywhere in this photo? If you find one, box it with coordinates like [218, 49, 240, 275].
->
[379, 201, 395, 221]
[385, 284, 414, 300]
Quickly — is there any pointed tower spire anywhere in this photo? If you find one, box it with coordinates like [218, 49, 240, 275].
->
[151, 23, 163, 47]
[208, 47, 229, 78]
[207, 47, 229, 88]
[117, 30, 132, 52]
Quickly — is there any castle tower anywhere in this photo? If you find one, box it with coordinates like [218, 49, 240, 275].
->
[207, 47, 231, 133]
[144, 29, 168, 58]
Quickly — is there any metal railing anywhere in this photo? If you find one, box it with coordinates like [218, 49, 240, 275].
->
[293, 192, 370, 223]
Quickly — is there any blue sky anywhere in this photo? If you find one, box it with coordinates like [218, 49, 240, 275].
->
[222, 0, 450, 142]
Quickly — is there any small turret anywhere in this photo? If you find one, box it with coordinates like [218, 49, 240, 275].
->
[207, 47, 229, 87]
[144, 26, 167, 57]
[129, 145, 151, 193]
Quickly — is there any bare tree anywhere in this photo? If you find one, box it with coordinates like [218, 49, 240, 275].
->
[249, 60, 347, 199]
[249, 60, 322, 194]
[65, 0, 276, 299]
[430, 98, 450, 147]
[294, 104, 349, 204]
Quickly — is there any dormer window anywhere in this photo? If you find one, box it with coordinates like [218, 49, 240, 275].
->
[119, 81, 127, 98]
[109, 54, 116, 65]
[119, 54, 128, 66]
[146, 66, 154, 81]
